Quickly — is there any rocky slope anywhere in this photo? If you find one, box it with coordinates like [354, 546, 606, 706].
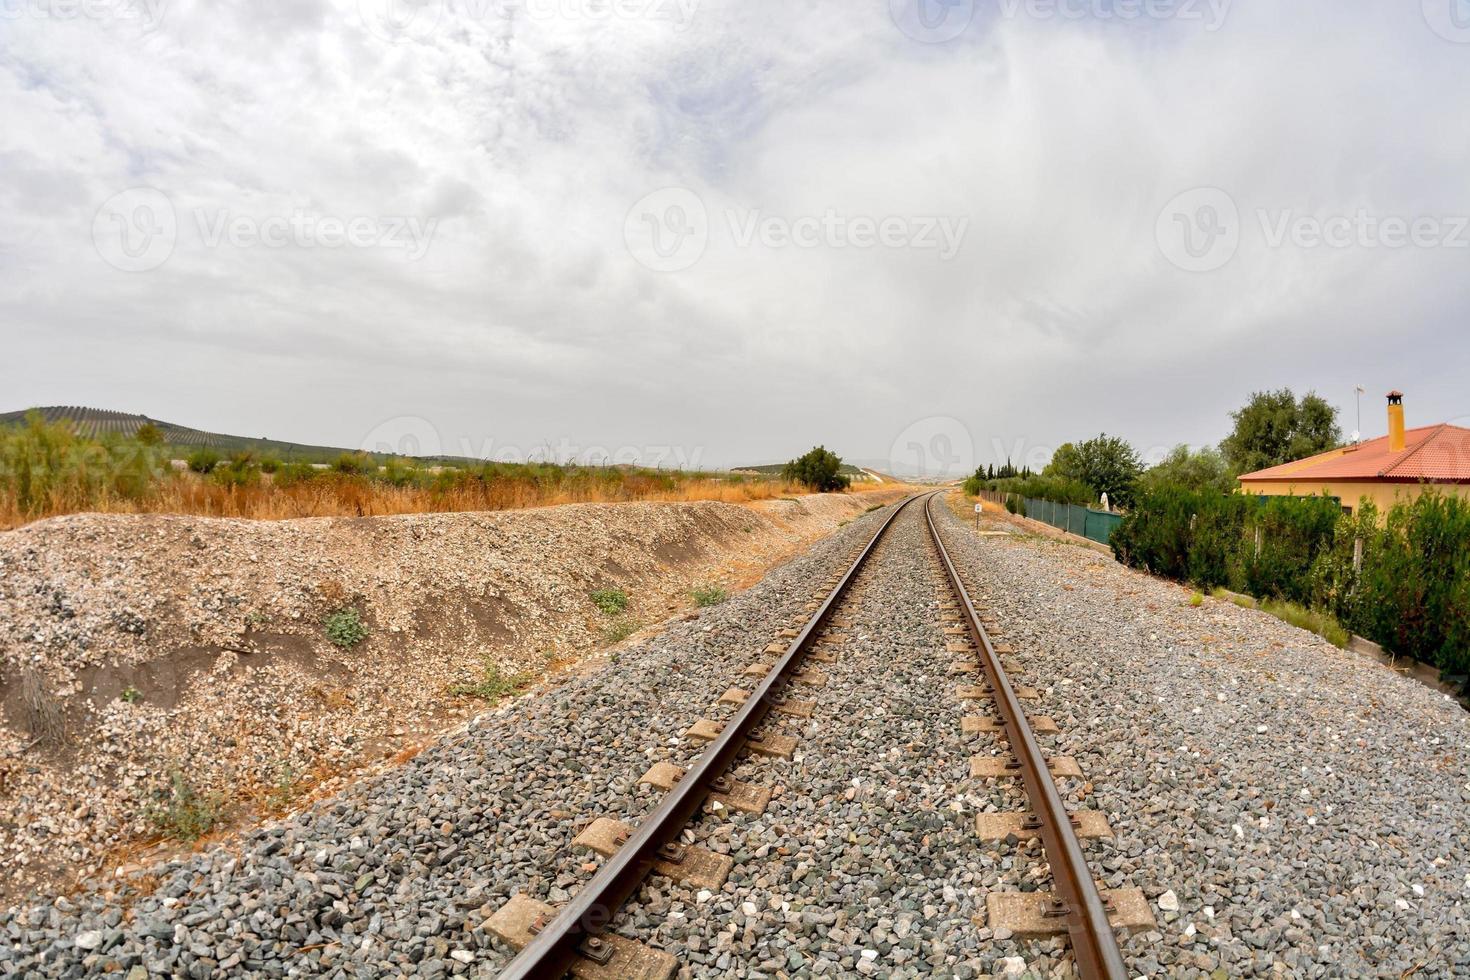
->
[0, 490, 903, 904]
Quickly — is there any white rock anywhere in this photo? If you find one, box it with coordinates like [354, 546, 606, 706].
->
[998, 956, 1027, 976]
[449, 950, 474, 964]
[1158, 889, 1180, 912]
[697, 889, 713, 903]
[860, 950, 878, 961]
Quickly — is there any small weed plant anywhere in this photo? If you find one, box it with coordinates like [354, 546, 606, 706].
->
[147, 771, 225, 842]
[690, 585, 728, 608]
[323, 607, 367, 648]
[603, 617, 638, 644]
[120, 686, 142, 704]
[1260, 600, 1349, 648]
[450, 661, 532, 702]
[590, 588, 629, 615]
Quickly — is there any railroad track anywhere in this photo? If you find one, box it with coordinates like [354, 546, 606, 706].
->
[487, 492, 1150, 978]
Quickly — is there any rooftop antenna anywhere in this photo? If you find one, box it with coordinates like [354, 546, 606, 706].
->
[1354, 385, 1366, 443]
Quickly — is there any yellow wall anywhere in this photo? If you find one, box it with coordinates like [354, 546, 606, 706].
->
[1238, 480, 1470, 515]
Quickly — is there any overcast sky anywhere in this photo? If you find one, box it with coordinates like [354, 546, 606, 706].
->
[3, 0, 1469, 476]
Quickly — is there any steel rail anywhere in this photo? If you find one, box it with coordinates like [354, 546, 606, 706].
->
[497, 494, 921, 979]
[923, 493, 1128, 980]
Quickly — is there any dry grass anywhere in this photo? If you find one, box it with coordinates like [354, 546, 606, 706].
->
[0, 468, 821, 529]
[0, 414, 877, 528]
[21, 668, 65, 748]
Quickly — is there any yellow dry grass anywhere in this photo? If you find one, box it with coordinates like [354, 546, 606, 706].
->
[0, 471, 825, 528]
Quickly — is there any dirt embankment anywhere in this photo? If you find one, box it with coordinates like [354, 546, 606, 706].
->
[0, 489, 905, 905]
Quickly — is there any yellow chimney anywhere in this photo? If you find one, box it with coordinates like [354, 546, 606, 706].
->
[1387, 390, 1406, 453]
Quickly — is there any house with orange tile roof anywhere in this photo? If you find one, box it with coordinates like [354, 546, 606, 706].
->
[1238, 392, 1470, 516]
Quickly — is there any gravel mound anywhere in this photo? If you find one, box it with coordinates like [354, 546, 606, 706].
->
[0, 491, 900, 906]
[0, 502, 907, 977]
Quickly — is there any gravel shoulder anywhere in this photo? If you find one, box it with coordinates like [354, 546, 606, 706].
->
[0, 489, 903, 907]
[935, 493, 1470, 978]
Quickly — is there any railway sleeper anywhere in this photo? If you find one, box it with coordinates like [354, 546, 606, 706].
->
[638, 762, 772, 815]
[485, 895, 677, 980]
[717, 687, 816, 718]
[957, 684, 1040, 700]
[963, 715, 1059, 735]
[982, 888, 1156, 938]
[572, 818, 733, 890]
[684, 719, 798, 759]
[970, 755, 1085, 779]
[974, 810, 1112, 841]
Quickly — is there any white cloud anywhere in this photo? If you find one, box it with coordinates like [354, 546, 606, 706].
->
[1, 0, 1468, 471]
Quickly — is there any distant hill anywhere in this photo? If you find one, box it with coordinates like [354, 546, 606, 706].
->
[0, 406, 376, 464]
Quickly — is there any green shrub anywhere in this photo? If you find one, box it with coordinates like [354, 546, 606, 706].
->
[1325, 492, 1470, 681]
[1119, 482, 1470, 690]
[590, 587, 629, 615]
[1189, 592, 1204, 608]
[147, 771, 224, 841]
[332, 452, 373, 475]
[782, 446, 850, 493]
[1112, 487, 1338, 604]
[120, 686, 142, 704]
[0, 413, 166, 517]
[323, 607, 368, 648]
[209, 452, 261, 488]
[449, 662, 531, 702]
[691, 585, 728, 607]
[185, 447, 221, 473]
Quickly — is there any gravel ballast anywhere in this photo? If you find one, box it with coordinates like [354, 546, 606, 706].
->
[4, 493, 1468, 977]
[935, 495, 1470, 978]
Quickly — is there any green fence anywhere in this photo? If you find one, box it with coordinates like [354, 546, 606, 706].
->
[978, 490, 1122, 545]
[1022, 498, 1122, 544]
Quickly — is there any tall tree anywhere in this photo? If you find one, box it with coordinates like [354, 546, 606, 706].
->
[782, 446, 850, 493]
[1139, 444, 1235, 495]
[1073, 434, 1144, 507]
[1220, 390, 1342, 475]
[1043, 443, 1083, 483]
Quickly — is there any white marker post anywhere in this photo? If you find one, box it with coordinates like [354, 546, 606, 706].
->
[975, 501, 982, 533]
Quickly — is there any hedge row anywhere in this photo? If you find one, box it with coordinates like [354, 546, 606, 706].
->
[1111, 488, 1470, 684]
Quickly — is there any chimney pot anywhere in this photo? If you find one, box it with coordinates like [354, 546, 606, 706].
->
[1387, 391, 1406, 453]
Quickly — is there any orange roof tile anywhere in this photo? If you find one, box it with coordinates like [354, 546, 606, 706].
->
[1239, 424, 1470, 484]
